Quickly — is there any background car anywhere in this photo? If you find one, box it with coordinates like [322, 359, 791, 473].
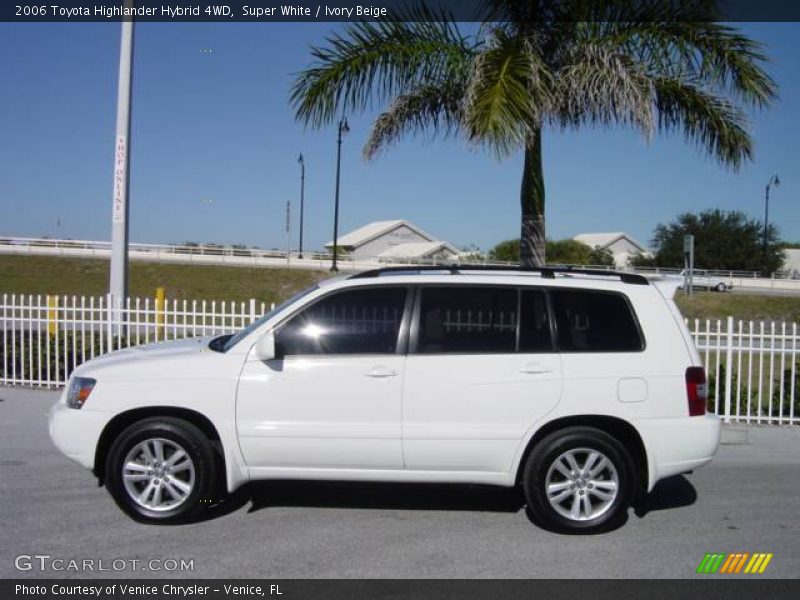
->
[678, 269, 733, 292]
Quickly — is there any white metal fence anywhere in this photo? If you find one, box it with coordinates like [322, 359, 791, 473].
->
[687, 317, 798, 426]
[1, 293, 272, 388]
[1, 293, 798, 425]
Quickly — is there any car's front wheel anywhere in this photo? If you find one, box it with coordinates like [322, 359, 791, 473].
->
[715, 282, 728, 292]
[105, 417, 217, 524]
[522, 427, 633, 534]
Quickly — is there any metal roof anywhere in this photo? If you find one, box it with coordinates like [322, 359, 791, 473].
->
[324, 220, 435, 248]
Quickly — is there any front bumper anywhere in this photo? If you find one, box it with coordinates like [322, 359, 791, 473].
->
[48, 397, 111, 471]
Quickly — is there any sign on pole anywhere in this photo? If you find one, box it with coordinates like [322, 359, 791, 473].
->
[683, 234, 695, 296]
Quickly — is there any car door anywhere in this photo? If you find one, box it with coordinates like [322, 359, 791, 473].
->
[236, 285, 410, 470]
[402, 285, 562, 474]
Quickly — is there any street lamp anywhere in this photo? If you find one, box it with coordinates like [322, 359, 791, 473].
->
[297, 154, 305, 259]
[764, 174, 780, 274]
[330, 116, 349, 272]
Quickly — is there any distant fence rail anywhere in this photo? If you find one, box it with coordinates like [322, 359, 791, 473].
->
[1, 293, 798, 425]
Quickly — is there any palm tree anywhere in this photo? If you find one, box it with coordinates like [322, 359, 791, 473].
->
[291, 0, 776, 266]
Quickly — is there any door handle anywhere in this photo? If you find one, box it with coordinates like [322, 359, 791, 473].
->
[366, 366, 399, 378]
[520, 362, 553, 375]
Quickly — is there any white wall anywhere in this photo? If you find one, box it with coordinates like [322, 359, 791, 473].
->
[606, 238, 647, 268]
[784, 248, 800, 277]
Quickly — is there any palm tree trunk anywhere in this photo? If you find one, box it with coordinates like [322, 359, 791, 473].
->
[519, 128, 545, 267]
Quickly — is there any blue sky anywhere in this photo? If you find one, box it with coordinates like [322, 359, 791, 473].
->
[0, 21, 798, 252]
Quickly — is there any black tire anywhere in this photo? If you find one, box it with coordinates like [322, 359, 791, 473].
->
[105, 417, 217, 524]
[715, 282, 727, 292]
[522, 427, 634, 534]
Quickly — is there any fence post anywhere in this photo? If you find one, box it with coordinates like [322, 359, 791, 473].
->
[106, 294, 113, 354]
[724, 316, 734, 424]
[47, 295, 58, 337]
[249, 298, 257, 323]
[155, 287, 165, 337]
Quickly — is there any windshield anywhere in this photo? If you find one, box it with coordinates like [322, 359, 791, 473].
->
[221, 285, 319, 352]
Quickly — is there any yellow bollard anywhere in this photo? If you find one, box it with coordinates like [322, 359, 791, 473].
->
[47, 295, 58, 337]
[155, 287, 166, 337]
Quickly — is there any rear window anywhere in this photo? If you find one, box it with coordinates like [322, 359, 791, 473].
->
[551, 289, 644, 352]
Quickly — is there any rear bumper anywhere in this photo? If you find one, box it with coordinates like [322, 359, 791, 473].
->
[636, 413, 721, 491]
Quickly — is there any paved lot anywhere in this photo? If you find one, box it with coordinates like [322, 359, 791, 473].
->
[1, 386, 798, 579]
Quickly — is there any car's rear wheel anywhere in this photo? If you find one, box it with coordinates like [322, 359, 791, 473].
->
[715, 282, 727, 292]
[522, 427, 633, 534]
[105, 417, 216, 524]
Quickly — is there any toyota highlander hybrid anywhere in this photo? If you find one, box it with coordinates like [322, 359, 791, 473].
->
[49, 266, 720, 533]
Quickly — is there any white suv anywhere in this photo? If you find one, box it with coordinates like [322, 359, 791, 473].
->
[49, 266, 720, 533]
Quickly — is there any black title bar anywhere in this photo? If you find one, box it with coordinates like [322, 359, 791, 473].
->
[4, 579, 800, 600]
[4, 1, 800, 23]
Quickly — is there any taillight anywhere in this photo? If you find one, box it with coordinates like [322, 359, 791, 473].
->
[686, 367, 707, 416]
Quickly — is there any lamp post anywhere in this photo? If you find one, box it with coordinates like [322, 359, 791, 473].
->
[330, 116, 349, 272]
[297, 154, 305, 259]
[764, 174, 780, 274]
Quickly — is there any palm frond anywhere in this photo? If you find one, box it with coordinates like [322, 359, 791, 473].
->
[464, 29, 553, 156]
[595, 4, 777, 108]
[363, 82, 466, 159]
[553, 42, 654, 135]
[290, 5, 473, 127]
[653, 76, 752, 169]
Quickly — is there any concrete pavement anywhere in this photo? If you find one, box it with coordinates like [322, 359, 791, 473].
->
[1, 386, 798, 579]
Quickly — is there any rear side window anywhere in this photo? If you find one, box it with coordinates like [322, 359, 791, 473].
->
[551, 289, 644, 352]
[276, 287, 407, 356]
[417, 287, 517, 354]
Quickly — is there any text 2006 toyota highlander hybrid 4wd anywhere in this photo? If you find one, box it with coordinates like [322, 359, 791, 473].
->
[49, 266, 720, 533]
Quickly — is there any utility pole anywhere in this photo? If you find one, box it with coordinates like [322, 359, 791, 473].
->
[109, 1, 135, 335]
[764, 174, 780, 275]
[297, 154, 305, 259]
[331, 116, 349, 272]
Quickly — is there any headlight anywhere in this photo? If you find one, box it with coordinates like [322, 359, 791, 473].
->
[66, 377, 96, 409]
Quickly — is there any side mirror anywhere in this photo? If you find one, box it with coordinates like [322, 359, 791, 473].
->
[254, 331, 276, 361]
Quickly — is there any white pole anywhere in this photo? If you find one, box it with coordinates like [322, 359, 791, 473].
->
[109, 2, 135, 335]
[286, 200, 291, 265]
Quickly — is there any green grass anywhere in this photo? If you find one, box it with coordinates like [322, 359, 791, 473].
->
[2, 255, 799, 323]
[674, 292, 800, 323]
[0, 256, 333, 305]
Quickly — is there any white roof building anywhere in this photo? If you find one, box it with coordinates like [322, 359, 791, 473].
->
[572, 232, 650, 268]
[326, 220, 458, 261]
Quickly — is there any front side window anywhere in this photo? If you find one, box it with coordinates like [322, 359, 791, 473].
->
[551, 289, 644, 352]
[275, 287, 407, 356]
[417, 287, 518, 354]
[222, 285, 318, 352]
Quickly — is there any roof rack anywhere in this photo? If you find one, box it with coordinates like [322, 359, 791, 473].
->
[348, 264, 649, 285]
